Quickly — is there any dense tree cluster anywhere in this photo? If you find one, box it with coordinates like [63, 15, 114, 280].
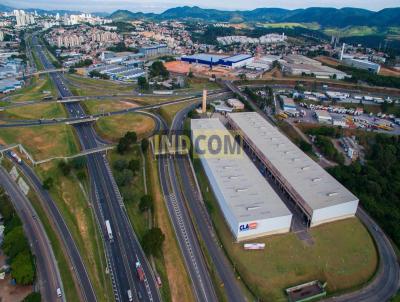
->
[0, 188, 35, 285]
[314, 135, 344, 164]
[149, 61, 169, 79]
[142, 228, 165, 257]
[338, 65, 400, 89]
[328, 134, 400, 246]
[88, 70, 110, 80]
[72, 59, 93, 68]
[117, 131, 137, 154]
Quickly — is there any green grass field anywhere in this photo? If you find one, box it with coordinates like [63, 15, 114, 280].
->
[94, 113, 155, 142]
[83, 99, 138, 115]
[0, 124, 78, 161]
[193, 158, 378, 301]
[65, 74, 135, 96]
[158, 101, 197, 125]
[5, 75, 57, 103]
[1, 103, 66, 120]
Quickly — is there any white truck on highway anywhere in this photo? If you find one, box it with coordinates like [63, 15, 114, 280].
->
[127, 289, 133, 302]
[105, 220, 113, 241]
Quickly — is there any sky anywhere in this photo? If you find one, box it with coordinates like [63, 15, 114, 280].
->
[2, 0, 399, 13]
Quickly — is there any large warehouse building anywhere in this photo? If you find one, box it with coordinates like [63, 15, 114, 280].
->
[181, 53, 253, 69]
[191, 118, 292, 241]
[227, 112, 359, 227]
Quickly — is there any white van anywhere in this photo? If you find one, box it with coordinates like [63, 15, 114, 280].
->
[56, 288, 62, 298]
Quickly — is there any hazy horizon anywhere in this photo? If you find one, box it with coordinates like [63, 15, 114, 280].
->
[2, 0, 399, 13]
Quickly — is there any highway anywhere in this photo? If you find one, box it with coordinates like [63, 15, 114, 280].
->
[156, 114, 218, 302]
[169, 102, 246, 302]
[7, 157, 97, 302]
[0, 167, 64, 302]
[32, 34, 161, 302]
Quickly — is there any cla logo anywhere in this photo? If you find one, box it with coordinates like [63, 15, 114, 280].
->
[239, 222, 258, 232]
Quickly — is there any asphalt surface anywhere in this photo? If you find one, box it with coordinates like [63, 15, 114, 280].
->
[156, 113, 218, 302]
[0, 167, 64, 302]
[10, 158, 97, 302]
[32, 34, 161, 302]
[170, 103, 246, 302]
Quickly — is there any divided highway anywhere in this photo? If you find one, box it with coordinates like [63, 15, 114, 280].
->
[156, 115, 218, 302]
[0, 167, 64, 302]
[32, 34, 161, 302]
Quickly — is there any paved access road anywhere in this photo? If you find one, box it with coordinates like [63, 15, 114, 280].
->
[0, 167, 64, 302]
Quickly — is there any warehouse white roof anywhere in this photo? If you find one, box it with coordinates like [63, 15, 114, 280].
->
[182, 53, 227, 62]
[228, 112, 358, 212]
[191, 118, 291, 222]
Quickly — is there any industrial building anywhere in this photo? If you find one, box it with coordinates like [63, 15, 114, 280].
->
[282, 55, 347, 79]
[227, 112, 359, 227]
[314, 110, 332, 124]
[181, 53, 254, 69]
[281, 96, 297, 111]
[191, 118, 292, 241]
[343, 58, 381, 74]
[219, 54, 254, 68]
[139, 44, 170, 58]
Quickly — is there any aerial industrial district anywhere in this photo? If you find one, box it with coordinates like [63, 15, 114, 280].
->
[0, 5, 399, 302]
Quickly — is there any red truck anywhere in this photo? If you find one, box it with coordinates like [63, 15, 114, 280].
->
[136, 260, 144, 282]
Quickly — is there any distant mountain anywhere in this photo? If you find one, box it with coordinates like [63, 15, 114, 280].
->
[109, 10, 156, 21]
[0, 4, 13, 12]
[110, 6, 400, 27]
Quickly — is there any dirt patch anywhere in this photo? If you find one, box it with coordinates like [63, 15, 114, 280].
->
[315, 56, 341, 67]
[379, 66, 400, 77]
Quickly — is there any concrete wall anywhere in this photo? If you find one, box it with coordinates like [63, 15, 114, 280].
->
[311, 199, 359, 226]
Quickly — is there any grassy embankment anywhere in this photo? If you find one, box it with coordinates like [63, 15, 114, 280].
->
[64, 74, 134, 96]
[4, 75, 57, 103]
[0, 102, 66, 120]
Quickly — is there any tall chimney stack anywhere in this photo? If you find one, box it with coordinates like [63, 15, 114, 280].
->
[202, 89, 207, 113]
[340, 43, 345, 61]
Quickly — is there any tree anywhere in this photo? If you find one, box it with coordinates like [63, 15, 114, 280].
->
[141, 138, 149, 152]
[137, 76, 149, 91]
[117, 132, 137, 154]
[58, 161, 71, 176]
[142, 228, 165, 256]
[128, 159, 140, 174]
[113, 159, 128, 171]
[2, 226, 29, 260]
[11, 251, 35, 285]
[139, 195, 153, 213]
[149, 61, 169, 79]
[115, 169, 133, 186]
[42, 177, 54, 190]
[125, 131, 137, 144]
[23, 292, 41, 302]
[70, 157, 87, 170]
